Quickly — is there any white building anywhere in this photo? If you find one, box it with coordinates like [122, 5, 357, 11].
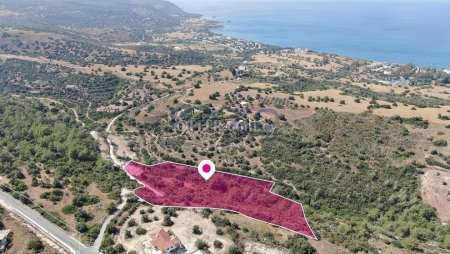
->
[0, 229, 10, 253]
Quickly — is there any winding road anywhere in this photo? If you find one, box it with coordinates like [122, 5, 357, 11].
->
[0, 105, 130, 254]
[0, 92, 183, 253]
[106, 113, 125, 167]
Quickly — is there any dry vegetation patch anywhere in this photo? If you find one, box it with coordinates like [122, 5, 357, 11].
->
[3, 213, 62, 254]
[421, 169, 450, 222]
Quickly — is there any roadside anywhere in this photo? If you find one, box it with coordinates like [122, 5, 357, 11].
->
[0, 190, 94, 254]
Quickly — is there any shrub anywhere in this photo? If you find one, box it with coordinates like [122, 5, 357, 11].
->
[74, 209, 93, 222]
[195, 239, 209, 250]
[284, 235, 316, 254]
[27, 238, 44, 253]
[76, 222, 88, 233]
[141, 214, 151, 223]
[106, 203, 116, 214]
[211, 215, 231, 227]
[193, 225, 202, 235]
[201, 208, 212, 218]
[227, 244, 242, 254]
[62, 205, 77, 214]
[125, 230, 133, 239]
[161, 207, 178, 217]
[115, 244, 125, 253]
[162, 215, 174, 226]
[433, 139, 448, 147]
[135, 227, 147, 235]
[214, 240, 223, 249]
[127, 219, 137, 227]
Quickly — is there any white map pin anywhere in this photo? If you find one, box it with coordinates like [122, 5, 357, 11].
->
[198, 160, 216, 181]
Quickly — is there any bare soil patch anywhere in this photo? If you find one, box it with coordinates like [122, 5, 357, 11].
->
[308, 239, 348, 254]
[109, 134, 137, 160]
[420, 168, 450, 222]
[3, 212, 63, 254]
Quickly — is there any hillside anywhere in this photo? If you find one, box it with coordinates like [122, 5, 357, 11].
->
[0, 0, 196, 42]
[0, 1, 450, 254]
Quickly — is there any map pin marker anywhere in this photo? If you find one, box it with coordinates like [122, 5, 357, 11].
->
[198, 160, 215, 181]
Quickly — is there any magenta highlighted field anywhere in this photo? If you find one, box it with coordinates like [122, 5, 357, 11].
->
[124, 161, 316, 238]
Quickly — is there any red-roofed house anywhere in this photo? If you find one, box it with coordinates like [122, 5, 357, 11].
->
[146, 228, 184, 254]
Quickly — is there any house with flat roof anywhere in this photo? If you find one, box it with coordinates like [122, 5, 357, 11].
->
[0, 229, 10, 253]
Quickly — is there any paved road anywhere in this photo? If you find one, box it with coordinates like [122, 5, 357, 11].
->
[0, 92, 181, 254]
[0, 190, 97, 254]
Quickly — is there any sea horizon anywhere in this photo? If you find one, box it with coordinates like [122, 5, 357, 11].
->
[172, 0, 450, 70]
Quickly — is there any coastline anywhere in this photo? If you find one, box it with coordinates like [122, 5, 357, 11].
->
[174, 0, 450, 70]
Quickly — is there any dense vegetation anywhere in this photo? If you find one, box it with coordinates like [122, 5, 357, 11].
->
[0, 96, 133, 242]
[260, 110, 450, 252]
[273, 77, 450, 108]
[341, 84, 450, 108]
[0, 0, 195, 42]
[0, 37, 215, 66]
[0, 59, 126, 104]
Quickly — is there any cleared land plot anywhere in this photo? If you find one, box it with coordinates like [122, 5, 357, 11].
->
[421, 168, 450, 222]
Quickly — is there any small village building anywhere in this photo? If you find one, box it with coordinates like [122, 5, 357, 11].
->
[0, 229, 10, 253]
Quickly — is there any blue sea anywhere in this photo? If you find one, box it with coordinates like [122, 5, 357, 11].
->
[171, 0, 450, 69]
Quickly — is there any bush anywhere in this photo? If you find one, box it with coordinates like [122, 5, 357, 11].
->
[127, 219, 137, 227]
[86, 224, 101, 241]
[115, 244, 125, 253]
[74, 209, 93, 222]
[195, 239, 209, 250]
[27, 238, 44, 253]
[201, 208, 212, 218]
[162, 215, 174, 226]
[135, 227, 147, 235]
[141, 214, 151, 223]
[193, 225, 202, 235]
[284, 235, 316, 254]
[62, 205, 77, 214]
[161, 207, 178, 217]
[211, 215, 231, 227]
[433, 139, 448, 147]
[76, 222, 88, 233]
[40, 190, 64, 202]
[214, 240, 223, 249]
[125, 230, 133, 239]
[227, 244, 242, 254]
[106, 202, 116, 214]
